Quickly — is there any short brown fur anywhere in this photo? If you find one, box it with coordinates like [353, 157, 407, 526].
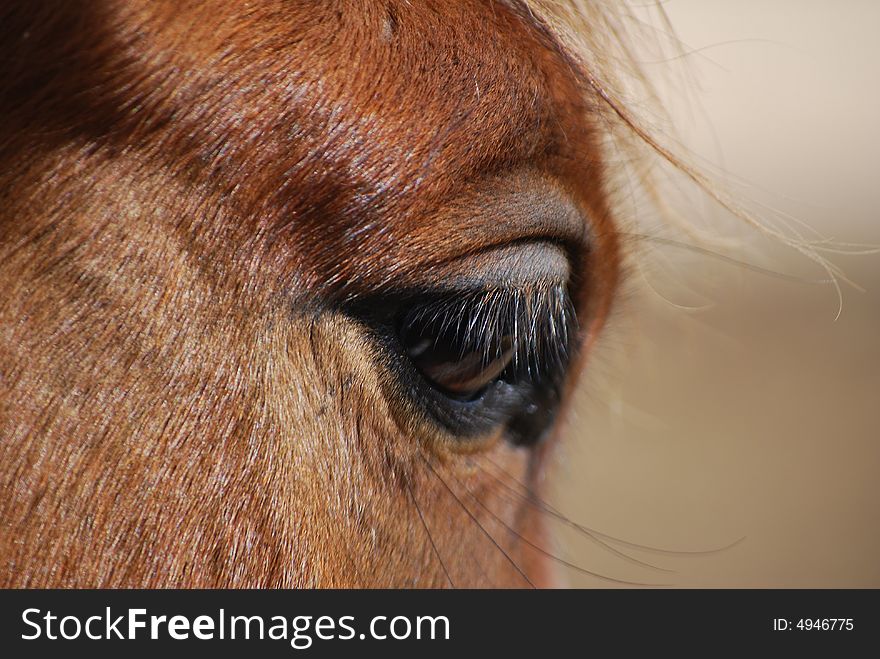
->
[0, 0, 620, 587]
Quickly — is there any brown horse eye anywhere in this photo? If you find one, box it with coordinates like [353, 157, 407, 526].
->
[404, 329, 515, 399]
[396, 284, 575, 403]
[388, 284, 575, 440]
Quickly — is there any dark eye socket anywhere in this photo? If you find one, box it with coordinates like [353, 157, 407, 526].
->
[392, 284, 577, 445]
[347, 281, 577, 447]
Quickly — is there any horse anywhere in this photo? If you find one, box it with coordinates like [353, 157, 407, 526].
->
[0, 0, 638, 587]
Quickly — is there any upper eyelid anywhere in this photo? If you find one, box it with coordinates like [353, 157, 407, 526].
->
[399, 283, 577, 375]
[398, 240, 573, 293]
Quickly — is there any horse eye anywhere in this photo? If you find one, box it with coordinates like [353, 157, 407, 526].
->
[349, 283, 574, 444]
[394, 283, 574, 404]
[401, 317, 515, 400]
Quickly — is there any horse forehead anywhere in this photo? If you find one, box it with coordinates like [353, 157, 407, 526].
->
[162, 0, 580, 194]
[122, 1, 590, 291]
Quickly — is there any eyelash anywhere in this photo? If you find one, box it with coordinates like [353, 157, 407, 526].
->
[398, 282, 577, 392]
[346, 281, 578, 445]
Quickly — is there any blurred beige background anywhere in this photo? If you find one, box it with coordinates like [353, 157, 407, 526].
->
[551, 0, 880, 587]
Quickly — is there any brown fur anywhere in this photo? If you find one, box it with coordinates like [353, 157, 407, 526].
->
[0, 0, 620, 587]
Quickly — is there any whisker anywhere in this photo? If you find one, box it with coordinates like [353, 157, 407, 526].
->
[420, 454, 536, 588]
[405, 480, 456, 588]
[481, 454, 746, 556]
[447, 465, 668, 586]
[415, 456, 501, 589]
[470, 458, 675, 574]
